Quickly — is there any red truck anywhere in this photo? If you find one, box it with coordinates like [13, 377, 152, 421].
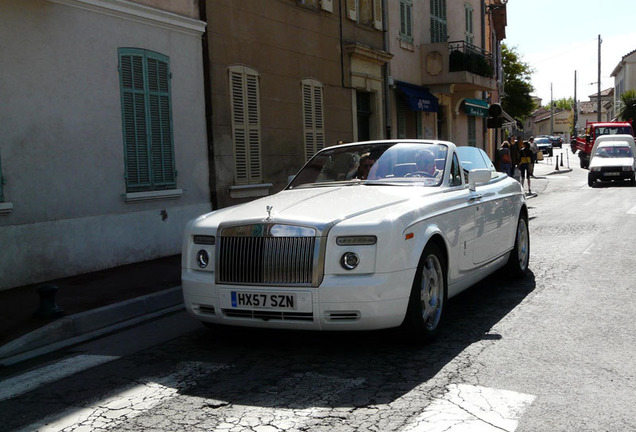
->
[570, 121, 635, 168]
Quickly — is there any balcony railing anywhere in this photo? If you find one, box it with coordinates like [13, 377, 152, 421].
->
[448, 41, 494, 78]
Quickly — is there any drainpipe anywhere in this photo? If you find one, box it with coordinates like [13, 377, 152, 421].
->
[198, 0, 218, 209]
[382, 0, 391, 138]
[338, 0, 347, 89]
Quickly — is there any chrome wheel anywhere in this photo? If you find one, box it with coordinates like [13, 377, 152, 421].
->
[420, 253, 444, 331]
[402, 243, 448, 342]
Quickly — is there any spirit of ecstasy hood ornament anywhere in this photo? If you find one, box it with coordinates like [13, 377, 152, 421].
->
[266, 205, 273, 220]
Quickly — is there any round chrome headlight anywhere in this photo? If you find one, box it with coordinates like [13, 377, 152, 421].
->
[196, 249, 209, 268]
[340, 252, 360, 270]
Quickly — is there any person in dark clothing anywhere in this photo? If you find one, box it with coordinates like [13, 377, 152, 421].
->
[518, 140, 533, 195]
[498, 141, 512, 176]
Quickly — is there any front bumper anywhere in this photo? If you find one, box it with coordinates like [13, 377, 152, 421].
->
[589, 170, 635, 183]
[181, 268, 415, 331]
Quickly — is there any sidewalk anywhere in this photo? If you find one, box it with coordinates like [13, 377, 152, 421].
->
[0, 255, 183, 365]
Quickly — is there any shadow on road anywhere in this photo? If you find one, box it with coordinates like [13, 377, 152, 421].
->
[164, 270, 538, 408]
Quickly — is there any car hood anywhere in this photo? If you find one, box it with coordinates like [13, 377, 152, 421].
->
[193, 184, 443, 231]
[589, 157, 635, 169]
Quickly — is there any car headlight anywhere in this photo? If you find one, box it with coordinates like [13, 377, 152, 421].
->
[622, 166, 633, 172]
[196, 249, 210, 268]
[591, 167, 601, 172]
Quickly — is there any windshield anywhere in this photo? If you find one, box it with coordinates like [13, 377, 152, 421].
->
[594, 145, 634, 158]
[287, 142, 449, 189]
[594, 126, 632, 138]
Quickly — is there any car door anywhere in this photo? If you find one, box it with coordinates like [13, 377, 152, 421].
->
[472, 149, 513, 264]
[456, 147, 512, 265]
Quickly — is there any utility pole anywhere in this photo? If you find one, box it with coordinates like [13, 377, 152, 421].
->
[597, 34, 602, 122]
[550, 83, 554, 135]
[573, 70, 578, 139]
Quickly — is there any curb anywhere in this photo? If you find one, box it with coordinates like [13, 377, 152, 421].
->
[0, 287, 184, 366]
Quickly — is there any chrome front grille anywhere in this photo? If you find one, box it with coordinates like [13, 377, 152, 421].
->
[217, 232, 317, 286]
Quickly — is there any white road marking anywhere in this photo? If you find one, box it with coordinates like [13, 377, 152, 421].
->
[627, 205, 636, 215]
[583, 244, 595, 255]
[0, 354, 118, 402]
[402, 384, 535, 432]
[17, 362, 227, 432]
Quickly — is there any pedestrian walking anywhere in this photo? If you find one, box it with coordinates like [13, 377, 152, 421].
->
[528, 136, 538, 178]
[498, 141, 512, 176]
[518, 140, 533, 195]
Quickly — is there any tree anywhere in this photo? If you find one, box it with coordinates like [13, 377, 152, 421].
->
[545, 97, 573, 111]
[501, 44, 535, 120]
[619, 90, 636, 123]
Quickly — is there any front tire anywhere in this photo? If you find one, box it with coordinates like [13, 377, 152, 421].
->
[505, 212, 530, 278]
[402, 243, 447, 342]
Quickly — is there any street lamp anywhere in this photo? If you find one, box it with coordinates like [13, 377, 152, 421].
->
[486, 0, 508, 13]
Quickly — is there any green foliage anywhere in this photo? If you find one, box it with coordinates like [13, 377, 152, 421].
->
[619, 90, 636, 122]
[544, 97, 573, 110]
[501, 44, 535, 120]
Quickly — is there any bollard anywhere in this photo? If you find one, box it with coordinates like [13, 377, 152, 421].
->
[555, 155, 559, 171]
[560, 154, 564, 166]
[33, 284, 65, 319]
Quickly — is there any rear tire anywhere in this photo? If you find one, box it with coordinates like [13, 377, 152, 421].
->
[505, 212, 530, 278]
[401, 243, 447, 343]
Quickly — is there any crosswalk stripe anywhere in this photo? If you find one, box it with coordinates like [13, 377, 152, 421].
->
[0, 354, 118, 402]
[401, 384, 535, 432]
[16, 362, 227, 432]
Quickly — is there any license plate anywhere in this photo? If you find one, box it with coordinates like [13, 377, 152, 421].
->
[603, 172, 620, 176]
[230, 291, 296, 310]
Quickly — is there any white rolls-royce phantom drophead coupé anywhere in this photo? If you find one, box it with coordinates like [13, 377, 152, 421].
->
[182, 140, 530, 342]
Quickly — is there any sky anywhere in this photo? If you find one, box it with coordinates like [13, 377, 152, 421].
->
[505, 0, 636, 105]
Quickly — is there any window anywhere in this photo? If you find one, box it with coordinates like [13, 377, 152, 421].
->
[465, 3, 474, 44]
[356, 91, 372, 142]
[297, 0, 318, 10]
[400, 0, 413, 43]
[430, 0, 447, 43]
[229, 66, 262, 185]
[302, 79, 325, 161]
[119, 48, 175, 193]
[467, 116, 476, 147]
[347, 0, 383, 30]
[449, 153, 463, 186]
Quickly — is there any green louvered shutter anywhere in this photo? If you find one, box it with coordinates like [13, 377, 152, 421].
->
[147, 55, 175, 189]
[431, 0, 447, 43]
[119, 48, 175, 192]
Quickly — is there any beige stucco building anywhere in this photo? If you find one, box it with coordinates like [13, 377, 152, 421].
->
[203, 0, 391, 208]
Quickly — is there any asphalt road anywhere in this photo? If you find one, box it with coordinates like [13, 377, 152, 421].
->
[2, 149, 635, 432]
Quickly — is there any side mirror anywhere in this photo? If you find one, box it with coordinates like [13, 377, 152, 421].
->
[468, 169, 492, 191]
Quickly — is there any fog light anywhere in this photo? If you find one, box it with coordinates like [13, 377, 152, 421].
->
[196, 249, 209, 268]
[340, 252, 360, 270]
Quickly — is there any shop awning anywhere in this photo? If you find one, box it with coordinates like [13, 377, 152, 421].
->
[396, 81, 439, 113]
[463, 98, 489, 117]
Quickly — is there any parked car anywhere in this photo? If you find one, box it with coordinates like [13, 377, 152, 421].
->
[549, 136, 563, 148]
[181, 140, 530, 342]
[534, 137, 553, 156]
[588, 138, 636, 187]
